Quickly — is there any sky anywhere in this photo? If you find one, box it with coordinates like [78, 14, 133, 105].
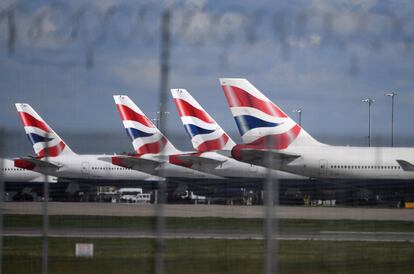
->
[1, 0, 414, 154]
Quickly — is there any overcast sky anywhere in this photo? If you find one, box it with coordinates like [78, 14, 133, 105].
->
[1, 0, 414, 151]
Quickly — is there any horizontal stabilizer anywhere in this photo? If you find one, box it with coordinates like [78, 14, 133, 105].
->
[108, 155, 162, 170]
[176, 154, 226, 168]
[15, 156, 61, 170]
[396, 160, 414, 171]
[234, 148, 300, 167]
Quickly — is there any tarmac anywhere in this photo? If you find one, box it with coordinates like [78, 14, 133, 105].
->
[3, 202, 414, 221]
[3, 227, 414, 242]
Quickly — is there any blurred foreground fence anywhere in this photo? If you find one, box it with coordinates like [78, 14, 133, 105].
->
[0, 1, 413, 70]
[1, 1, 414, 274]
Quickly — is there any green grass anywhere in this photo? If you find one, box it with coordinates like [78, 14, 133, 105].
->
[4, 214, 414, 233]
[3, 237, 414, 274]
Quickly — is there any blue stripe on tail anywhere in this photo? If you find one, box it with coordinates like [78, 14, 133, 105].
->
[184, 124, 215, 138]
[234, 115, 279, 135]
[125, 128, 153, 141]
[26, 133, 53, 145]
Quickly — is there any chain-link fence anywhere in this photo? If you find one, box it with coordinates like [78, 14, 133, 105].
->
[1, 1, 414, 274]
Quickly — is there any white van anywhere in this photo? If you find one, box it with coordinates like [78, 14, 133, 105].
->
[118, 188, 151, 204]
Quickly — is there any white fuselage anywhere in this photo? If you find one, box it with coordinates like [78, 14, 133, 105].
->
[190, 151, 307, 180]
[26, 154, 163, 181]
[1, 158, 57, 183]
[281, 145, 414, 180]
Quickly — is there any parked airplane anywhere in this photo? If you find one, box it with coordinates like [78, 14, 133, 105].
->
[220, 78, 414, 180]
[1, 158, 57, 183]
[14, 103, 164, 182]
[111, 95, 223, 180]
[170, 88, 306, 180]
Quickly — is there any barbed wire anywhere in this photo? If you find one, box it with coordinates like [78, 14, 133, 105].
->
[0, 1, 413, 69]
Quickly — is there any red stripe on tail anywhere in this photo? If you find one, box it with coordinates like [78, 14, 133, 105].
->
[116, 104, 154, 127]
[18, 112, 50, 133]
[135, 137, 167, 155]
[37, 141, 66, 158]
[174, 98, 214, 124]
[222, 85, 287, 118]
[231, 124, 301, 160]
[196, 133, 230, 152]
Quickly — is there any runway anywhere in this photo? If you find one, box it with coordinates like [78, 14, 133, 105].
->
[3, 202, 414, 221]
[3, 227, 414, 242]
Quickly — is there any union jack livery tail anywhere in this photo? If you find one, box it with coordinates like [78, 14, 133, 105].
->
[15, 103, 75, 157]
[220, 78, 321, 150]
[171, 89, 236, 152]
[113, 95, 180, 155]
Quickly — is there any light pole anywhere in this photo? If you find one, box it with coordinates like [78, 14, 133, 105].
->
[292, 109, 302, 126]
[385, 92, 396, 147]
[153, 111, 170, 128]
[362, 98, 375, 147]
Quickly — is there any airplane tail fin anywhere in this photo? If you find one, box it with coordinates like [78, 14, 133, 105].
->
[15, 103, 75, 157]
[171, 88, 236, 152]
[113, 95, 180, 155]
[220, 78, 321, 149]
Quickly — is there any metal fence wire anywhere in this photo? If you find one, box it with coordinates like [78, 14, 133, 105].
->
[1, 1, 414, 274]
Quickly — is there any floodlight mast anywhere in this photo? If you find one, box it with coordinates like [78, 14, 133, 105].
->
[385, 92, 397, 147]
[292, 109, 302, 126]
[362, 98, 375, 147]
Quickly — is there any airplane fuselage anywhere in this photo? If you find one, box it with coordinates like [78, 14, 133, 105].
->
[15, 155, 163, 181]
[282, 145, 414, 180]
[1, 158, 57, 183]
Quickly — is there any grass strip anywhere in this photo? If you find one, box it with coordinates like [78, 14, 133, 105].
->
[3, 237, 414, 274]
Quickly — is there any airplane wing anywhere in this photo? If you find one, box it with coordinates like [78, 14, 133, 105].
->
[14, 156, 61, 170]
[237, 148, 300, 167]
[396, 160, 414, 171]
[176, 154, 226, 168]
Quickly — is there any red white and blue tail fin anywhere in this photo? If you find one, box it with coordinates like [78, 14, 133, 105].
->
[113, 95, 180, 155]
[15, 103, 75, 157]
[220, 78, 321, 149]
[171, 89, 236, 152]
